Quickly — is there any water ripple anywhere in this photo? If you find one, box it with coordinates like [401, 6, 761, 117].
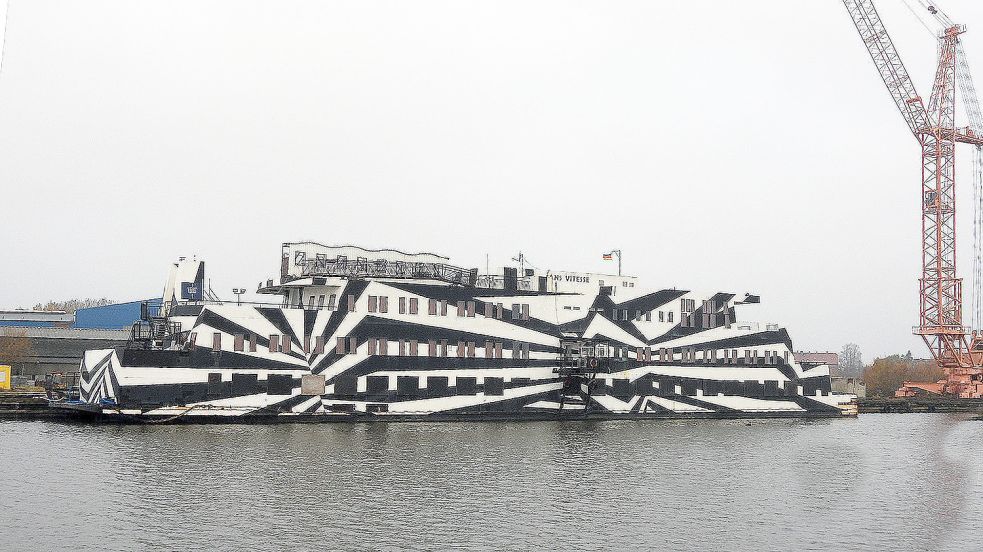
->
[1, 415, 980, 551]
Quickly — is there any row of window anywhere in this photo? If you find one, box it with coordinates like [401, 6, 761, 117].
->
[338, 337, 532, 359]
[192, 332, 325, 354]
[608, 306, 731, 327]
[611, 308, 675, 323]
[632, 346, 789, 365]
[195, 331, 538, 359]
[203, 330, 785, 367]
[285, 292, 535, 321]
[327, 375, 818, 399]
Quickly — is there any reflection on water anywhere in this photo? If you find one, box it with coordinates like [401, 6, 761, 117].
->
[1, 415, 981, 551]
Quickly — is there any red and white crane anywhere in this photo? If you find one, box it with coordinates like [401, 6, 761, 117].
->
[844, 0, 983, 397]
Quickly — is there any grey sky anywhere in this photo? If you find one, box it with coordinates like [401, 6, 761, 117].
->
[2, 0, 983, 359]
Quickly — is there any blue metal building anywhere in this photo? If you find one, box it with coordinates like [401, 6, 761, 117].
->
[74, 299, 161, 330]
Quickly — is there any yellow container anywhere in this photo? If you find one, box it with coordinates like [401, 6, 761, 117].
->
[0, 365, 10, 390]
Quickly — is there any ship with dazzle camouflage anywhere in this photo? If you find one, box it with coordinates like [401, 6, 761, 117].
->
[60, 242, 856, 421]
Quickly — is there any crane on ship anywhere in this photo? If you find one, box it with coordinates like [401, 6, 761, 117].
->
[844, 0, 983, 397]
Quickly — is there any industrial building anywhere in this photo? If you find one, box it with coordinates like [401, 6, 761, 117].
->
[0, 299, 158, 379]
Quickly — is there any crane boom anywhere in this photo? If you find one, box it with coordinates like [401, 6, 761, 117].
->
[843, 0, 930, 139]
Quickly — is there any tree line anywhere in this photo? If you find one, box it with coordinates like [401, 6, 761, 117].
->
[32, 298, 116, 314]
[838, 344, 944, 397]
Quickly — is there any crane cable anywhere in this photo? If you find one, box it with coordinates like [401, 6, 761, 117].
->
[917, 0, 955, 28]
[0, 0, 10, 81]
[901, 0, 938, 37]
[974, 146, 983, 330]
[954, 38, 983, 330]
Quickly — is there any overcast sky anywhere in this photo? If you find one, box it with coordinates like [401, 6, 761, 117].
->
[3, 0, 983, 359]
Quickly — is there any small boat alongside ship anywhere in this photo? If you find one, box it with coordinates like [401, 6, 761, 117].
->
[57, 242, 856, 421]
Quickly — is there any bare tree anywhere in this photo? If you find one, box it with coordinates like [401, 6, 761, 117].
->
[32, 298, 116, 314]
[839, 343, 863, 377]
[0, 329, 34, 373]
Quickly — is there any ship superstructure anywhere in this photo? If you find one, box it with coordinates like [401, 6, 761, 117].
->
[70, 242, 854, 420]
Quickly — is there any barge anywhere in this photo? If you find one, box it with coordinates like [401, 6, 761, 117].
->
[61, 242, 855, 421]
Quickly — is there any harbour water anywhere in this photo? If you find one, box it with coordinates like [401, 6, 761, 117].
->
[1, 415, 981, 551]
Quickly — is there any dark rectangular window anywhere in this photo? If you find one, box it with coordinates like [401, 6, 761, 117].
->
[249, 334, 257, 353]
[379, 339, 388, 356]
[336, 336, 346, 354]
[456, 377, 477, 395]
[495, 342, 503, 358]
[367, 338, 377, 355]
[269, 334, 279, 353]
[645, 311, 652, 322]
[484, 303, 493, 317]
[314, 336, 324, 355]
[234, 334, 244, 352]
[457, 301, 466, 317]
[440, 339, 448, 357]
[427, 376, 449, 396]
[347, 294, 356, 311]
[485, 341, 493, 358]
[440, 300, 448, 316]
[379, 296, 388, 313]
[512, 342, 520, 359]
[409, 297, 418, 315]
[318, 294, 325, 308]
[484, 377, 504, 396]
[267, 374, 294, 395]
[467, 342, 475, 358]
[457, 341, 465, 358]
[399, 339, 406, 356]
[232, 373, 259, 395]
[308, 296, 315, 310]
[399, 296, 406, 314]
[397, 376, 419, 396]
[428, 299, 438, 315]
[334, 377, 357, 395]
[212, 332, 222, 351]
[512, 304, 520, 320]
[328, 294, 337, 310]
[348, 337, 357, 354]
[428, 339, 437, 357]
[522, 343, 530, 359]
[207, 372, 223, 398]
[466, 301, 475, 317]
[366, 375, 389, 394]
[409, 339, 418, 356]
[303, 336, 311, 354]
[282, 338, 291, 354]
[368, 295, 378, 313]
[659, 311, 664, 322]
